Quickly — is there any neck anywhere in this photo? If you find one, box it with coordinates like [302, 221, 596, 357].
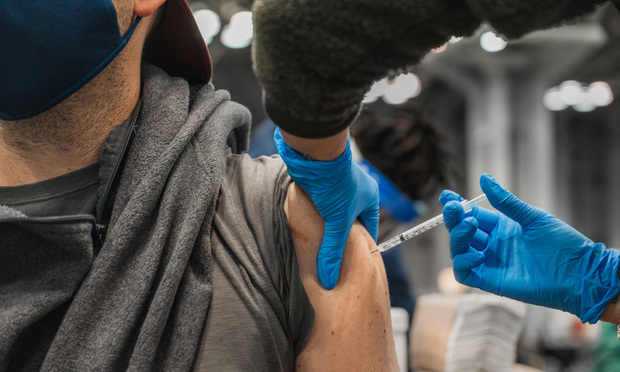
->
[0, 57, 141, 187]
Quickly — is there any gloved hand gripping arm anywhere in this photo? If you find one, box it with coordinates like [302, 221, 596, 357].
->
[440, 173, 620, 324]
[275, 128, 379, 289]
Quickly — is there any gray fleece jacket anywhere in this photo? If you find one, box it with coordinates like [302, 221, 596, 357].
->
[0, 64, 251, 371]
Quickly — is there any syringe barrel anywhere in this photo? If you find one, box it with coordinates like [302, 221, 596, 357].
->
[374, 193, 487, 254]
[376, 235, 404, 252]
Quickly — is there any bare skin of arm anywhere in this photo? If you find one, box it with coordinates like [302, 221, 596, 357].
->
[284, 183, 399, 372]
[600, 293, 620, 325]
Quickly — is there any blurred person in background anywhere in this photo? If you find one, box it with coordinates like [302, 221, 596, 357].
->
[351, 98, 460, 321]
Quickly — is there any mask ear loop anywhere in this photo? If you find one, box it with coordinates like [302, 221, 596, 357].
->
[64, 15, 143, 97]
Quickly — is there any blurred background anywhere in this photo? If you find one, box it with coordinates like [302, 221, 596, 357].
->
[186, 1, 620, 370]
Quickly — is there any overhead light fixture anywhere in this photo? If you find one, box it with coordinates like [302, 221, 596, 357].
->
[559, 80, 586, 106]
[193, 9, 221, 45]
[220, 11, 253, 49]
[588, 81, 614, 107]
[544, 80, 614, 112]
[479, 31, 507, 53]
[543, 88, 568, 111]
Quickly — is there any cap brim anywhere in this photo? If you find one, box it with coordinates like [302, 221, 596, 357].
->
[143, 0, 212, 84]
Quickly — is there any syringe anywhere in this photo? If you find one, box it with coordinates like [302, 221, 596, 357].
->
[371, 194, 487, 254]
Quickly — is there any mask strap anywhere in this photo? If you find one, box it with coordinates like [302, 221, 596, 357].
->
[74, 16, 142, 88]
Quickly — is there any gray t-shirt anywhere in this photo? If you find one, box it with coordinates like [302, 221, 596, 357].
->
[0, 164, 99, 217]
[0, 149, 314, 371]
[0, 103, 137, 218]
[193, 153, 314, 371]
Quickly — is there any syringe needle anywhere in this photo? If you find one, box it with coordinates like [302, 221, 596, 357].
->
[371, 194, 487, 254]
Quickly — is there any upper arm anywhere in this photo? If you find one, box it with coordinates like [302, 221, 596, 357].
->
[284, 183, 399, 371]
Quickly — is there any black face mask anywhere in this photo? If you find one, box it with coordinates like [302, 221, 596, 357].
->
[0, 1, 141, 121]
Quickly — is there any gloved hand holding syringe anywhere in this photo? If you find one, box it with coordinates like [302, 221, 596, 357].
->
[371, 194, 487, 254]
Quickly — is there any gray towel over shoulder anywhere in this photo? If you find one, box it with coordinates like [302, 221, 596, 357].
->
[0, 64, 251, 371]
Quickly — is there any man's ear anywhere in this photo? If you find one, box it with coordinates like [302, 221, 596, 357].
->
[134, 0, 167, 17]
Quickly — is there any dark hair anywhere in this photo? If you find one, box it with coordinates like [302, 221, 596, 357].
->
[351, 99, 458, 201]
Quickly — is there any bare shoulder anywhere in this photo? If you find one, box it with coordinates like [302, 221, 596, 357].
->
[284, 183, 399, 372]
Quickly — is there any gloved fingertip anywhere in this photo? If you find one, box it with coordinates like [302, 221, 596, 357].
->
[463, 216, 478, 228]
[480, 172, 494, 181]
[453, 249, 485, 273]
[318, 263, 340, 290]
[480, 174, 540, 225]
[444, 200, 464, 212]
[480, 173, 505, 196]
[439, 190, 463, 205]
[317, 236, 347, 289]
[443, 200, 465, 230]
[450, 216, 478, 247]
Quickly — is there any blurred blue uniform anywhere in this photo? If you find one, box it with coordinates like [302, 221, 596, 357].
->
[382, 244, 416, 319]
[247, 120, 277, 158]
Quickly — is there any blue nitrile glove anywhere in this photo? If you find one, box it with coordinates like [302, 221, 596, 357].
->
[439, 173, 620, 323]
[274, 128, 380, 289]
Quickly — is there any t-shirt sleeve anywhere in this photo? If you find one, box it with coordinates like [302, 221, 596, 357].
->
[224, 153, 315, 356]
